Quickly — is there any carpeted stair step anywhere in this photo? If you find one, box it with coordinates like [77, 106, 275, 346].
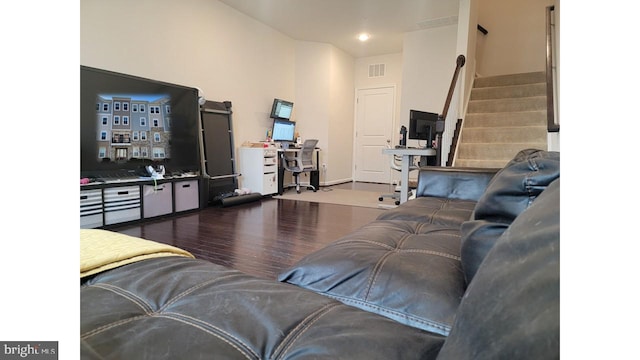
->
[473, 71, 545, 88]
[470, 82, 546, 100]
[467, 96, 547, 113]
[454, 158, 514, 169]
[456, 143, 547, 167]
[464, 111, 546, 128]
[460, 126, 547, 143]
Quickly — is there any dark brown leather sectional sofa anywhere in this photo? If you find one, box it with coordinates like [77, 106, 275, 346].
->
[81, 149, 560, 359]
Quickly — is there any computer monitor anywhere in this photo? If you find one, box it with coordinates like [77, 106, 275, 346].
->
[409, 109, 438, 147]
[270, 98, 294, 120]
[271, 119, 296, 142]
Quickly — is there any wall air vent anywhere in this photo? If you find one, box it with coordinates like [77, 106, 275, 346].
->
[368, 63, 386, 78]
[417, 15, 458, 30]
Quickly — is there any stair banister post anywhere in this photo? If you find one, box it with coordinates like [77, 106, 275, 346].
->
[435, 114, 445, 166]
[436, 54, 466, 166]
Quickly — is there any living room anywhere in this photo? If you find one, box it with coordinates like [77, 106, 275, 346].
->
[76, 0, 557, 269]
[4, 0, 639, 358]
[79, 0, 559, 188]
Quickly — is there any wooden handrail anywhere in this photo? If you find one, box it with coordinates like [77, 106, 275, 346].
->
[546, 5, 559, 132]
[435, 55, 466, 166]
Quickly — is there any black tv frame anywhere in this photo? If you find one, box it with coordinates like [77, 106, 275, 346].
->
[80, 66, 201, 178]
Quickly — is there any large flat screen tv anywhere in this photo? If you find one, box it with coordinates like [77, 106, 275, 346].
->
[80, 66, 201, 178]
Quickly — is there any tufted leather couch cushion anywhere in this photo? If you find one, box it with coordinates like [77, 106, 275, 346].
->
[279, 220, 464, 336]
[376, 196, 477, 226]
[437, 179, 560, 359]
[459, 149, 560, 283]
[81, 257, 446, 359]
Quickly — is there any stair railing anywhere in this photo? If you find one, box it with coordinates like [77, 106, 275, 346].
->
[546, 5, 560, 132]
[435, 54, 466, 166]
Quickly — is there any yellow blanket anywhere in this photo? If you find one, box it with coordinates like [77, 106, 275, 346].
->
[80, 229, 195, 278]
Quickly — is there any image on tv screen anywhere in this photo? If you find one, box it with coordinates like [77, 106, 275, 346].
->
[95, 93, 172, 163]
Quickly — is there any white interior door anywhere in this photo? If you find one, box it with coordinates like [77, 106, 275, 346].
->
[354, 86, 395, 183]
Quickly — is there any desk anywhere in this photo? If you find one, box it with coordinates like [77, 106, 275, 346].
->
[277, 148, 320, 194]
[382, 147, 436, 204]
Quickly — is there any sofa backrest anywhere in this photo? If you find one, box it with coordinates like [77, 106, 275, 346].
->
[459, 149, 560, 283]
[437, 178, 560, 360]
[415, 167, 499, 201]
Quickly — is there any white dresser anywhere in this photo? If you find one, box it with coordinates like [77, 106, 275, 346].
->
[238, 147, 278, 195]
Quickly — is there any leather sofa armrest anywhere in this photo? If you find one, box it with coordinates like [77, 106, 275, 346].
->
[415, 167, 499, 201]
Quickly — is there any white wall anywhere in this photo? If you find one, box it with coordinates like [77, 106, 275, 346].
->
[294, 42, 355, 184]
[294, 42, 331, 143]
[294, 42, 331, 184]
[457, 0, 479, 111]
[328, 47, 356, 183]
[477, 0, 555, 76]
[400, 25, 459, 151]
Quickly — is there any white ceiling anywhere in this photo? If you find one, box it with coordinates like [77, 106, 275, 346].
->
[218, 0, 460, 58]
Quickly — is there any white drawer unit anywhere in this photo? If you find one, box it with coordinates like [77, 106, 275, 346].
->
[143, 183, 173, 218]
[104, 185, 141, 225]
[174, 179, 200, 212]
[80, 189, 103, 229]
[261, 172, 278, 195]
[239, 147, 278, 195]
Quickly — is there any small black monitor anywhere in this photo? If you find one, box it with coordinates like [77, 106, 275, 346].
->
[270, 98, 294, 120]
[271, 119, 296, 142]
[409, 109, 438, 147]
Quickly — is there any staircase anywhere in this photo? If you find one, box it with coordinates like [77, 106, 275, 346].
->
[454, 71, 548, 168]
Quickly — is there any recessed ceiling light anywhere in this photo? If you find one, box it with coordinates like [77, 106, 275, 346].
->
[358, 33, 370, 42]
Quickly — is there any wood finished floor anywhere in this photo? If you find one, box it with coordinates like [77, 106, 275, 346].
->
[111, 182, 391, 280]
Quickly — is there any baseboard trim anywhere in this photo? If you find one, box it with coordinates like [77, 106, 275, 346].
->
[321, 178, 353, 187]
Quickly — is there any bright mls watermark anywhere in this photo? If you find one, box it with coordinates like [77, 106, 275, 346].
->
[1, 342, 57, 359]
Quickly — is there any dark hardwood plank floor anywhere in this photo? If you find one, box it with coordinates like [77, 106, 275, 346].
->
[110, 182, 388, 280]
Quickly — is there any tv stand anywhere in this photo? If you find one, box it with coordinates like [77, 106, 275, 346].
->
[80, 175, 202, 229]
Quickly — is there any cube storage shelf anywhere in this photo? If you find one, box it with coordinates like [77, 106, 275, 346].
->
[80, 177, 201, 229]
[104, 185, 141, 225]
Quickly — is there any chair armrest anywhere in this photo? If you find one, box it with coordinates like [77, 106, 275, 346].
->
[415, 166, 499, 201]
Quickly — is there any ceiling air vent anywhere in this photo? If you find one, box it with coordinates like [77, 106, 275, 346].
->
[368, 63, 386, 78]
[417, 15, 458, 30]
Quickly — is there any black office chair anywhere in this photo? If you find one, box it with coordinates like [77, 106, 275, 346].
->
[283, 139, 319, 193]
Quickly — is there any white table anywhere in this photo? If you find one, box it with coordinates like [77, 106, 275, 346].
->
[382, 147, 437, 204]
